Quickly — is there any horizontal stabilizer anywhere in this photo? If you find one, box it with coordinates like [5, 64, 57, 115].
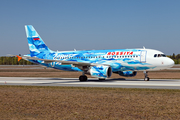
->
[16, 55, 22, 61]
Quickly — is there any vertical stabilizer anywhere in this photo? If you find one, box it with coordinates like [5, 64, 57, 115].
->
[25, 25, 51, 57]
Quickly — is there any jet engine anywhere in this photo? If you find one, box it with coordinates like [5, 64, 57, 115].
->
[118, 71, 137, 77]
[89, 66, 112, 78]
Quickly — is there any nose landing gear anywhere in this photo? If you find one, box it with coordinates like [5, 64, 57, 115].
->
[144, 71, 149, 81]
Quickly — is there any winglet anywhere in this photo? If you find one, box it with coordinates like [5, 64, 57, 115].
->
[16, 55, 22, 61]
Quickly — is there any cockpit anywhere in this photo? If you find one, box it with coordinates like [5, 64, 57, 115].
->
[154, 54, 166, 57]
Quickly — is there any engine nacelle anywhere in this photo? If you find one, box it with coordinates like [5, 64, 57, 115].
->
[90, 66, 112, 78]
[118, 71, 137, 77]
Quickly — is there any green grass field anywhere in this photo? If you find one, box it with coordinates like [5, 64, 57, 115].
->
[0, 86, 180, 120]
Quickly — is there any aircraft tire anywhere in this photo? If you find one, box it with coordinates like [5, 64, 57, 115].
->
[144, 77, 150, 81]
[79, 75, 87, 82]
[99, 78, 105, 80]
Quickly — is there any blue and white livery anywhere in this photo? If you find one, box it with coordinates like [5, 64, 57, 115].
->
[19, 25, 174, 81]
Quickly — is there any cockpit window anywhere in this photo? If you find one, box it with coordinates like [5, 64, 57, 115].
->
[161, 54, 166, 57]
[154, 54, 166, 57]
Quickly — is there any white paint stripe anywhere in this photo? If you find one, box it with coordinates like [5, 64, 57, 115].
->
[0, 77, 180, 87]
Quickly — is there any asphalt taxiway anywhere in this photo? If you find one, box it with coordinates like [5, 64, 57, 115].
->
[0, 77, 180, 89]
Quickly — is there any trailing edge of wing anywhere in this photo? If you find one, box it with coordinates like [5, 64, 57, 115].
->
[21, 56, 110, 67]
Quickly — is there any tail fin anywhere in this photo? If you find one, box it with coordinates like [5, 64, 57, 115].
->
[25, 25, 51, 57]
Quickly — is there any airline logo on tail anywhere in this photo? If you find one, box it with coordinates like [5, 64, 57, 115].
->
[32, 36, 40, 40]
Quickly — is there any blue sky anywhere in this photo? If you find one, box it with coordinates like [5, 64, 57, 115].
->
[0, 0, 179, 56]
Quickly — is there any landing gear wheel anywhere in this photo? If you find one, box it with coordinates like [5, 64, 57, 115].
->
[144, 77, 149, 81]
[79, 75, 87, 82]
[143, 71, 150, 81]
[99, 78, 105, 81]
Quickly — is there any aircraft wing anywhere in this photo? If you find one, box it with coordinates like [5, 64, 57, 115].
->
[19, 56, 110, 67]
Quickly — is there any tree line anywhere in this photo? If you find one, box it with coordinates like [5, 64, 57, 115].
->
[0, 54, 180, 65]
[0, 56, 36, 65]
[168, 54, 180, 64]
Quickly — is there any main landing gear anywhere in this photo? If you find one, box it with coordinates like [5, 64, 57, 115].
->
[79, 72, 88, 82]
[144, 71, 149, 81]
[99, 78, 105, 80]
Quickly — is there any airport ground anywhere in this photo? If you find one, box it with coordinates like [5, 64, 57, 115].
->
[0, 65, 180, 119]
[0, 65, 180, 79]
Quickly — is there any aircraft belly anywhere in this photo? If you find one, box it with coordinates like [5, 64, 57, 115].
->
[110, 61, 156, 72]
[55, 65, 82, 72]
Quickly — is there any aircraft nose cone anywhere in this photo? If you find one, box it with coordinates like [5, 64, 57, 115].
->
[168, 58, 174, 68]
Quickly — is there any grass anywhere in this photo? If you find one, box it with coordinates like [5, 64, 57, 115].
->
[0, 86, 180, 119]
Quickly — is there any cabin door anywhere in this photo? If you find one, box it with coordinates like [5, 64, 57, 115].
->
[140, 50, 147, 63]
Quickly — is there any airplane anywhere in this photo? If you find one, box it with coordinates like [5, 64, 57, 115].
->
[16, 25, 174, 82]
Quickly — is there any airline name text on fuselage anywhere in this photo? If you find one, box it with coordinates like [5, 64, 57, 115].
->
[107, 51, 133, 56]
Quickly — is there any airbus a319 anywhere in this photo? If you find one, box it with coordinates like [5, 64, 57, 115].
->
[16, 25, 174, 81]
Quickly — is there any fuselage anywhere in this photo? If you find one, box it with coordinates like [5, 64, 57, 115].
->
[31, 48, 174, 72]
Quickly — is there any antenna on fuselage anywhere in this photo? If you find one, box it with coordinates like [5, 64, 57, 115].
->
[74, 49, 76, 51]
[143, 46, 146, 49]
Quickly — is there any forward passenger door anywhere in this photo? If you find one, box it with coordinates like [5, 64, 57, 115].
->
[140, 50, 147, 63]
